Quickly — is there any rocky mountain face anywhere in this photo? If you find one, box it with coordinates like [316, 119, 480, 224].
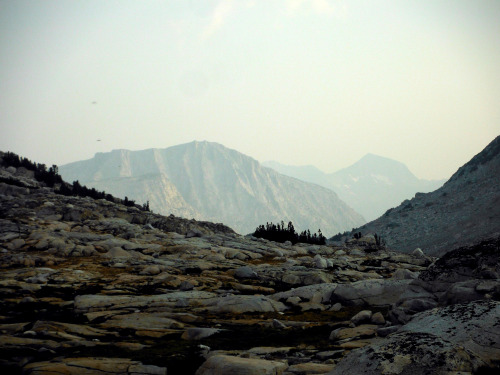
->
[264, 155, 444, 222]
[59, 142, 365, 236]
[349, 135, 500, 256]
[1, 154, 499, 374]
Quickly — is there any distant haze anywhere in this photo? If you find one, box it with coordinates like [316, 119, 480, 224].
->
[264, 154, 445, 221]
[1, 1, 499, 180]
[59, 141, 365, 235]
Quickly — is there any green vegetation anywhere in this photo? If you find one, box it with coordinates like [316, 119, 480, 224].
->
[253, 221, 326, 245]
[330, 230, 350, 241]
[1, 151, 150, 211]
[1, 151, 63, 187]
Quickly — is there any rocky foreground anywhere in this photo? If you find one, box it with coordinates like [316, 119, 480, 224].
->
[1, 164, 499, 374]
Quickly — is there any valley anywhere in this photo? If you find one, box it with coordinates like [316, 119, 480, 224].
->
[1, 136, 499, 374]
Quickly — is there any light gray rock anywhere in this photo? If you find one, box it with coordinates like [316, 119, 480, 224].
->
[313, 254, 328, 269]
[411, 248, 424, 258]
[8, 238, 25, 250]
[285, 296, 302, 306]
[195, 355, 288, 375]
[351, 310, 372, 325]
[75, 291, 217, 314]
[140, 265, 162, 275]
[102, 247, 132, 259]
[271, 284, 337, 304]
[329, 303, 342, 312]
[391, 269, 417, 280]
[328, 300, 500, 374]
[272, 319, 287, 329]
[203, 295, 287, 314]
[332, 279, 412, 307]
[329, 325, 378, 341]
[179, 280, 195, 291]
[234, 266, 259, 280]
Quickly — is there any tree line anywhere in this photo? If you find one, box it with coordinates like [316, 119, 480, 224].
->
[2, 151, 63, 187]
[253, 221, 326, 245]
[1, 151, 150, 211]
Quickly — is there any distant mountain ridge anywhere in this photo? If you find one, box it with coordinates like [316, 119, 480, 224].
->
[349, 135, 500, 256]
[59, 141, 365, 235]
[263, 155, 444, 221]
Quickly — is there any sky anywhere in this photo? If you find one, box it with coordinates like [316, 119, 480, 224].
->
[1, 0, 499, 180]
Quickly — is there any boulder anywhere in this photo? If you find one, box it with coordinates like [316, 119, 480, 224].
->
[271, 284, 337, 304]
[370, 312, 385, 325]
[328, 300, 500, 374]
[313, 254, 328, 269]
[234, 266, 259, 280]
[391, 269, 417, 280]
[195, 355, 287, 375]
[411, 248, 424, 258]
[350, 310, 372, 325]
[329, 325, 378, 341]
[203, 295, 287, 314]
[331, 279, 411, 307]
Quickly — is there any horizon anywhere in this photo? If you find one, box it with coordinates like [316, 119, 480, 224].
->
[44, 139, 448, 181]
[1, 1, 500, 180]
[1, 136, 494, 182]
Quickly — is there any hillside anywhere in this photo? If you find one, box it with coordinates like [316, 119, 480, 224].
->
[59, 141, 365, 235]
[1, 153, 499, 374]
[264, 155, 444, 221]
[349, 135, 500, 256]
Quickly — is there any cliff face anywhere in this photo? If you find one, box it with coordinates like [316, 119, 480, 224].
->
[351, 135, 500, 256]
[60, 141, 365, 235]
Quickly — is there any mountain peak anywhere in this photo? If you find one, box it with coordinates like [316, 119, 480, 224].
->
[353, 135, 500, 256]
[60, 143, 365, 235]
[335, 153, 416, 184]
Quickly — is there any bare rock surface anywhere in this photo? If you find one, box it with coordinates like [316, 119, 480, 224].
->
[349, 135, 500, 256]
[0, 152, 499, 375]
[195, 355, 288, 375]
[328, 300, 500, 375]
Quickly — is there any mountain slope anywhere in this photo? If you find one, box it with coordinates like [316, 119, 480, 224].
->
[350, 135, 500, 256]
[60, 141, 365, 235]
[264, 155, 444, 221]
[262, 161, 328, 187]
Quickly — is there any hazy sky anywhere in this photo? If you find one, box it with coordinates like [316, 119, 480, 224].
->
[1, 0, 499, 180]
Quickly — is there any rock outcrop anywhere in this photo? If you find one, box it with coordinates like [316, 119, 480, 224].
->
[390, 237, 500, 324]
[328, 300, 500, 375]
[347, 135, 500, 256]
[1, 151, 499, 375]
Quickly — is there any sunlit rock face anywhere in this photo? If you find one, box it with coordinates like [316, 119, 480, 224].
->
[59, 141, 365, 235]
